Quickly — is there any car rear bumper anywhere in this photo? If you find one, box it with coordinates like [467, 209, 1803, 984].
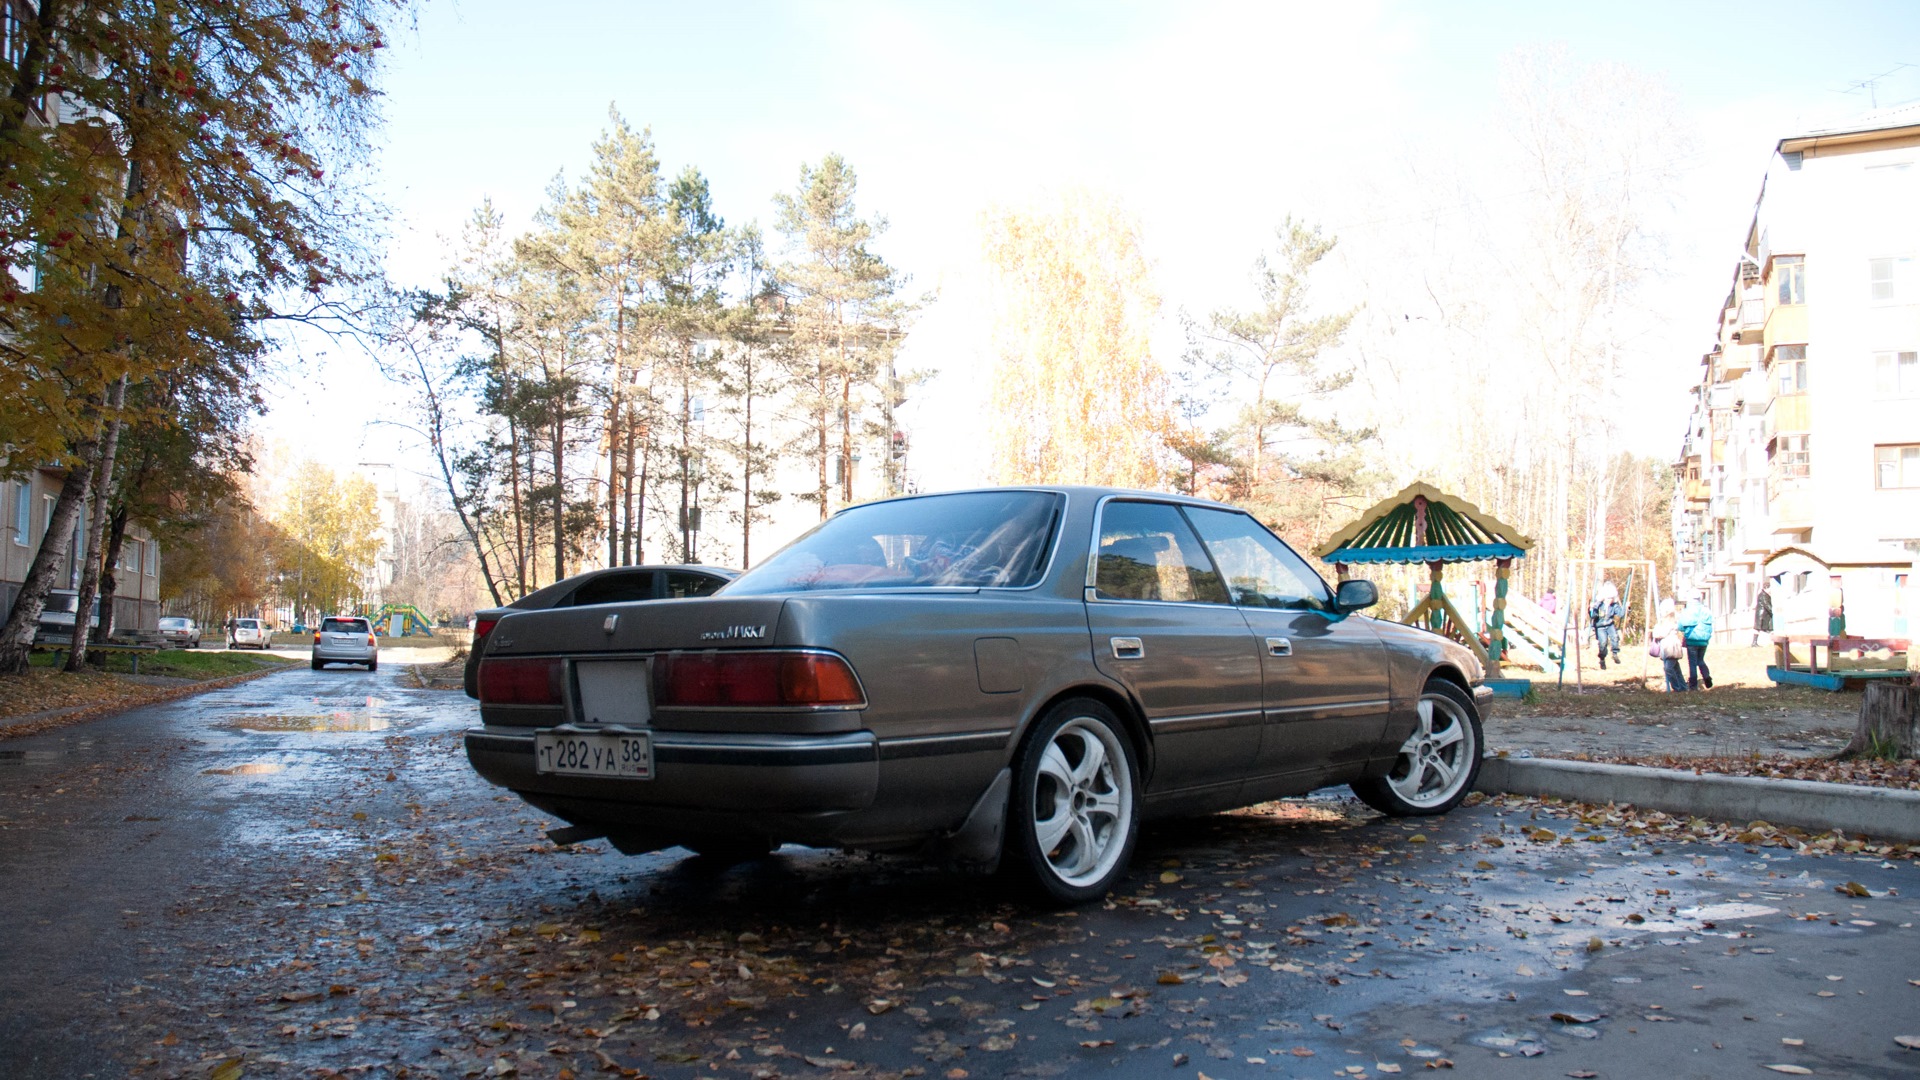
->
[314, 647, 376, 662]
[464, 726, 880, 837]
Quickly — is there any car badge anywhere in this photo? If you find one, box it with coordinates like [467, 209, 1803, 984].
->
[603, 614, 619, 634]
[699, 624, 766, 641]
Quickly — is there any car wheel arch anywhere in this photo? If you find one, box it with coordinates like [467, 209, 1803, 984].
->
[1425, 662, 1472, 697]
[1008, 681, 1155, 786]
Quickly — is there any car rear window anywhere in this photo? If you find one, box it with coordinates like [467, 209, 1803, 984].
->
[726, 491, 1063, 594]
[322, 618, 370, 633]
[159, 617, 187, 628]
[236, 619, 260, 629]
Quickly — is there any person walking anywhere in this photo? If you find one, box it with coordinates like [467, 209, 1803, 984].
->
[1589, 582, 1624, 670]
[1540, 588, 1558, 617]
[1754, 580, 1774, 646]
[1652, 598, 1686, 692]
[1677, 589, 1715, 690]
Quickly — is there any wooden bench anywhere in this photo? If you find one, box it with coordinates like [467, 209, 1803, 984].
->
[32, 642, 163, 676]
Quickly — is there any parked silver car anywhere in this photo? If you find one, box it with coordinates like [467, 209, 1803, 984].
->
[157, 616, 202, 649]
[312, 616, 378, 671]
[465, 487, 1488, 903]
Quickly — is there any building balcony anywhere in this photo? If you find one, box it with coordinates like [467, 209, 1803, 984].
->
[1769, 480, 1814, 532]
[1764, 304, 1808, 352]
[1733, 297, 1767, 344]
[1766, 393, 1811, 439]
[1685, 479, 1712, 504]
[1719, 342, 1761, 377]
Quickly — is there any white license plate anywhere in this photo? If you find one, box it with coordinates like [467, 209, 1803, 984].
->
[535, 731, 652, 779]
[575, 660, 651, 726]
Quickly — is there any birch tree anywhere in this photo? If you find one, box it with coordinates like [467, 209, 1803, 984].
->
[980, 190, 1168, 489]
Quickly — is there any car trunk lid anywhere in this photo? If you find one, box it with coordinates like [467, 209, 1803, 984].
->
[485, 597, 791, 656]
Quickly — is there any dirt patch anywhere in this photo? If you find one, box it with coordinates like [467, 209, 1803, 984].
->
[407, 656, 466, 691]
[0, 664, 296, 738]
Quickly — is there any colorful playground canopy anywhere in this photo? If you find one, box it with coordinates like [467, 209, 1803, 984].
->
[1314, 482, 1532, 566]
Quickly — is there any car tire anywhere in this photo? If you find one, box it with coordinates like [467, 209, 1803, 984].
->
[1351, 679, 1483, 817]
[1007, 697, 1140, 905]
[367, 658, 378, 672]
[311, 657, 324, 671]
[680, 837, 773, 865]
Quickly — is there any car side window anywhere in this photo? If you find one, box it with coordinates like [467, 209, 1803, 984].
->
[570, 571, 657, 606]
[1183, 507, 1333, 611]
[1093, 501, 1230, 604]
[665, 571, 726, 598]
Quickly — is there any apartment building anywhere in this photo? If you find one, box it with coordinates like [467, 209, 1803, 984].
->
[1, 467, 165, 634]
[1673, 111, 1920, 643]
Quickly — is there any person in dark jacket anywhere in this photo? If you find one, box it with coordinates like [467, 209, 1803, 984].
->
[1754, 581, 1773, 645]
[1589, 582, 1624, 670]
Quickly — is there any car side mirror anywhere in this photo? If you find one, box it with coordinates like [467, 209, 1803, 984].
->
[1334, 579, 1378, 613]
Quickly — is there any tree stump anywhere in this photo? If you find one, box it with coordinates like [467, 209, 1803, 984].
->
[1839, 682, 1919, 760]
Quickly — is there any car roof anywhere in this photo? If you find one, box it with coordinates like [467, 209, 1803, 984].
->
[830, 484, 1243, 515]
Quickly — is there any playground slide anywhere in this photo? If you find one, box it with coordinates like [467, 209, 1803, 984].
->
[1497, 593, 1565, 671]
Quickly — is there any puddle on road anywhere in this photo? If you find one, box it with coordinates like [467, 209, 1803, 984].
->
[202, 762, 287, 776]
[1469, 1028, 1549, 1056]
[1677, 902, 1781, 921]
[0, 749, 65, 764]
[220, 712, 391, 734]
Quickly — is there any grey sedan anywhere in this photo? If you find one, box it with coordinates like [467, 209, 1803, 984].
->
[465, 487, 1488, 903]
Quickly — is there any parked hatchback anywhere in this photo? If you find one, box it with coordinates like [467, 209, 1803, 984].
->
[465, 487, 1489, 903]
[463, 564, 738, 698]
[230, 617, 271, 650]
[157, 616, 202, 649]
[312, 616, 378, 671]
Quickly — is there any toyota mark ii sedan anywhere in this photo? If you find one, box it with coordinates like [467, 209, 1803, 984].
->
[465, 487, 1489, 903]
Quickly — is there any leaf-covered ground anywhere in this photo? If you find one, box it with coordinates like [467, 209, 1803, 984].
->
[0, 653, 297, 732]
[1559, 752, 1920, 792]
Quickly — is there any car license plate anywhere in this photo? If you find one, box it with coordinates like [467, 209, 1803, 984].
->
[535, 731, 652, 779]
[574, 660, 651, 726]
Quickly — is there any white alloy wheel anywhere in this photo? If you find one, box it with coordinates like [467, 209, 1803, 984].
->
[1012, 701, 1139, 903]
[1352, 680, 1482, 816]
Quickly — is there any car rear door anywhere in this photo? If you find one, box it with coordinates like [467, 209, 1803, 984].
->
[1083, 500, 1264, 796]
[1183, 507, 1391, 783]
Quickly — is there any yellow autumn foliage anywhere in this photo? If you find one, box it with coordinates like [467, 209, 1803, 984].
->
[980, 192, 1170, 489]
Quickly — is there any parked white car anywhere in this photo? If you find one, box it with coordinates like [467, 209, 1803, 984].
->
[312, 616, 378, 671]
[230, 618, 271, 650]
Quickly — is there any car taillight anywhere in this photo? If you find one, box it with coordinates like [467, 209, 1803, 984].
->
[652, 650, 865, 708]
[312, 632, 321, 644]
[366, 634, 377, 646]
[478, 656, 564, 706]
[473, 617, 499, 646]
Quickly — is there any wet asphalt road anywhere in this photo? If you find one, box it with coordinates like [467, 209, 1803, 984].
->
[1, 661, 1917, 1080]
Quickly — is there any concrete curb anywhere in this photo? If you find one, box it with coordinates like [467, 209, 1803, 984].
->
[1475, 755, 1920, 844]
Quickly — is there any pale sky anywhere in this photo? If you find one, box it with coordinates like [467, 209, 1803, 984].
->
[261, 0, 1920, 498]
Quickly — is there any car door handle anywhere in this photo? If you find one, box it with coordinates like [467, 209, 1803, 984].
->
[1266, 637, 1293, 657]
[1110, 636, 1145, 660]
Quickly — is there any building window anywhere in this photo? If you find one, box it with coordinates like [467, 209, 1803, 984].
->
[146, 539, 157, 576]
[41, 493, 54, 541]
[1876, 351, 1920, 397]
[1877, 444, 1920, 489]
[1774, 344, 1807, 396]
[1773, 434, 1811, 478]
[1870, 257, 1913, 303]
[121, 538, 140, 572]
[1774, 255, 1806, 305]
[10, 482, 25, 545]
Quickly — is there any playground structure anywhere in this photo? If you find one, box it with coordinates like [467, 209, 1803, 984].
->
[363, 602, 437, 637]
[1315, 482, 1534, 695]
